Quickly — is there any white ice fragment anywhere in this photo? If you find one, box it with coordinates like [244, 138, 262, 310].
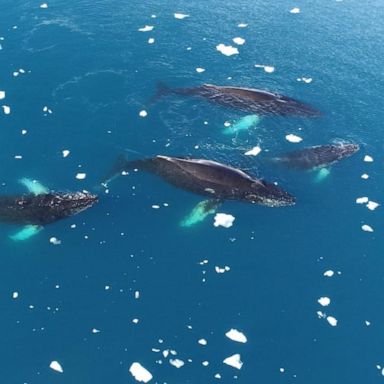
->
[323, 270, 334, 277]
[326, 316, 338, 326]
[362, 224, 374, 232]
[14, 155, 22, 159]
[174, 13, 189, 19]
[2, 105, 11, 114]
[264, 66, 275, 73]
[280, 368, 285, 373]
[215, 373, 222, 379]
[232, 37, 245, 45]
[215, 265, 230, 273]
[356, 197, 368, 204]
[364, 155, 374, 162]
[162, 350, 169, 358]
[139, 110, 148, 117]
[0, 91, 5, 100]
[62, 150, 70, 158]
[285, 134, 302, 143]
[129, 362, 153, 383]
[244, 146, 261, 156]
[40, 3, 48, 8]
[290, 7, 301, 13]
[216, 44, 239, 56]
[223, 354, 243, 370]
[151, 205, 160, 209]
[202, 361, 209, 366]
[318, 297, 331, 307]
[132, 318, 139, 324]
[361, 173, 369, 179]
[196, 67, 205, 73]
[317, 311, 326, 319]
[365, 320, 371, 326]
[75, 173, 86, 180]
[138, 25, 154, 32]
[49, 361, 63, 373]
[49, 237, 61, 245]
[225, 329, 247, 343]
[169, 359, 184, 368]
[367, 201, 379, 211]
[92, 328, 101, 333]
[148, 38, 155, 44]
[21, 130, 27, 135]
[135, 291, 140, 299]
[12, 291, 19, 299]
[238, 23, 248, 28]
[198, 338, 207, 345]
[213, 213, 235, 228]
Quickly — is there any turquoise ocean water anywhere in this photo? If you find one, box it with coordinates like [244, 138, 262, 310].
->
[0, 0, 383, 382]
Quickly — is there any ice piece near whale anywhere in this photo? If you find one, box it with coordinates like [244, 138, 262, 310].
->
[129, 362, 152, 382]
[216, 44, 239, 56]
[214, 213, 235, 228]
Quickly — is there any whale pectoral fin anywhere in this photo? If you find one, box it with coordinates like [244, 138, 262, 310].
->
[9, 225, 43, 241]
[313, 168, 331, 183]
[222, 114, 261, 136]
[19, 178, 49, 195]
[180, 199, 223, 227]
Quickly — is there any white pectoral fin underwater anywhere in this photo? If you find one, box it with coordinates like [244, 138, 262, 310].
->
[9, 225, 43, 241]
[222, 114, 261, 136]
[180, 199, 222, 227]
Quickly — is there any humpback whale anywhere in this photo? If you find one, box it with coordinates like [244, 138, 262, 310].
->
[102, 155, 295, 207]
[0, 179, 98, 241]
[155, 83, 322, 117]
[271, 143, 360, 170]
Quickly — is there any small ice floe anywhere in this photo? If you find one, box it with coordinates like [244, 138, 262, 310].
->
[323, 270, 334, 277]
[213, 213, 235, 228]
[12, 291, 19, 299]
[244, 146, 261, 156]
[49, 237, 61, 245]
[148, 38, 155, 44]
[361, 224, 374, 232]
[326, 316, 338, 327]
[264, 66, 275, 73]
[356, 197, 368, 204]
[198, 339, 207, 345]
[216, 44, 239, 56]
[62, 150, 70, 158]
[135, 291, 140, 299]
[297, 77, 313, 83]
[22, 129, 27, 135]
[139, 110, 148, 117]
[238, 23, 248, 28]
[280, 368, 285, 373]
[92, 328, 101, 333]
[225, 329, 247, 343]
[285, 134, 302, 143]
[215, 265, 230, 273]
[223, 354, 243, 370]
[132, 318, 139, 324]
[14, 155, 22, 159]
[129, 362, 153, 383]
[290, 7, 301, 13]
[318, 297, 331, 307]
[40, 3, 48, 8]
[2, 105, 11, 114]
[0, 91, 5, 100]
[202, 361, 209, 366]
[43, 106, 52, 114]
[361, 174, 369, 179]
[232, 37, 245, 45]
[138, 25, 154, 32]
[174, 13, 189, 19]
[49, 361, 63, 373]
[169, 359, 184, 368]
[196, 67, 205, 73]
[365, 320, 371, 326]
[364, 155, 373, 162]
[367, 201, 379, 211]
[151, 204, 160, 209]
[75, 173, 86, 180]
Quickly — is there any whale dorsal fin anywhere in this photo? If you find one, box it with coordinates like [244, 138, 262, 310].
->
[19, 178, 49, 195]
[9, 225, 43, 241]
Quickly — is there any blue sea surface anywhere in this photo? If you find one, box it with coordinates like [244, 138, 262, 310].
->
[0, 0, 383, 383]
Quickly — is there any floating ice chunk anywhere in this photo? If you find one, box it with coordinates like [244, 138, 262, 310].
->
[232, 37, 245, 45]
[151, 205, 160, 209]
[297, 77, 313, 83]
[318, 297, 331, 307]
[356, 197, 368, 204]
[225, 329, 247, 343]
[216, 44, 239, 56]
[75, 173, 86, 180]
[0, 91, 5, 100]
[323, 270, 334, 277]
[2, 105, 11, 114]
[264, 66, 275, 73]
[196, 67, 205, 73]
[285, 134, 302, 143]
[162, 350, 169, 358]
[49, 237, 61, 245]
[244, 146, 261, 156]
[365, 320, 371, 326]
[198, 339, 207, 345]
[129, 362, 153, 383]
[135, 291, 140, 299]
[40, 3, 48, 8]
[362, 224, 374, 232]
[174, 13, 189, 19]
[148, 38, 155, 44]
[62, 150, 70, 158]
[215, 265, 230, 273]
[290, 7, 301, 13]
[326, 316, 338, 326]
[22, 129, 27, 135]
[213, 213, 235, 228]
[238, 23, 248, 28]
[361, 173, 369, 179]
[139, 110, 148, 117]
[49, 361, 63, 373]
[367, 201, 379, 210]
[138, 25, 154, 32]
[12, 291, 19, 299]
[92, 328, 101, 333]
[280, 368, 285, 373]
[364, 155, 373, 162]
[202, 361, 209, 366]
[223, 354, 243, 370]
[14, 155, 22, 159]
[169, 359, 185, 368]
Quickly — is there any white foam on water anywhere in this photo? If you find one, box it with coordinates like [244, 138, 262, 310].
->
[290, 7, 301, 13]
[0, 91, 5, 100]
[62, 150, 70, 158]
[367, 201, 379, 211]
[297, 77, 313, 83]
[285, 134, 302, 143]
[356, 197, 368, 204]
[318, 297, 331, 306]
[2, 105, 11, 114]
[75, 173, 86, 180]
[324, 270, 334, 277]
[213, 213, 235, 228]
[216, 44, 239, 56]
[223, 354, 243, 369]
[326, 316, 338, 326]
[129, 362, 153, 383]
[232, 37, 245, 45]
[225, 329, 247, 343]
[361, 224, 374, 232]
[138, 25, 154, 32]
[364, 155, 373, 162]
[196, 67, 205, 73]
[49, 361, 63, 373]
[244, 146, 261, 156]
[169, 359, 184, 368]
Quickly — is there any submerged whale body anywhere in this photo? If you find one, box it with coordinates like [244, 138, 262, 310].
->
[103, 155, 295, 207]
[0, 191, 98, 226]
[272, 143, 360, 170]
[155, 83, 322, 117]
